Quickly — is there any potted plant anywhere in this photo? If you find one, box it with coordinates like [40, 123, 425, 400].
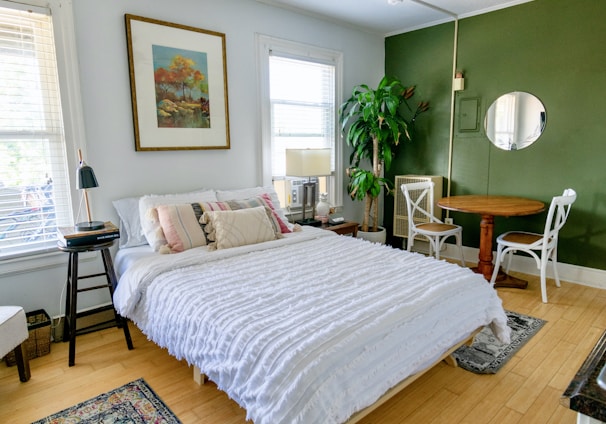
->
[339, 75, 429, 239]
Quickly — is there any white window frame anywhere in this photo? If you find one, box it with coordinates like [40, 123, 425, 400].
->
[256, 34, 343, 211]
[0, 0, 87, 273]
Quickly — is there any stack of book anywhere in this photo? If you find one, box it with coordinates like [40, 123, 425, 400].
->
[57, 221, 120, 247]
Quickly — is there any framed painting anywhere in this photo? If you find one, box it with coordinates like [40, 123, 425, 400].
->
[125, 14, 230, 151]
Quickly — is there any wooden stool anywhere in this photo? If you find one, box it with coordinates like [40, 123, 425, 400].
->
[58, 241, 133, 366]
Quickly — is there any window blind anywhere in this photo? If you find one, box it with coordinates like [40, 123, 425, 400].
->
[0, 5, 71, 259]
[269, 54, 335, 177]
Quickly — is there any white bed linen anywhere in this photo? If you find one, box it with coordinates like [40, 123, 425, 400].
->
[114, 244, 155, 277]
[114, 228, 510, 424]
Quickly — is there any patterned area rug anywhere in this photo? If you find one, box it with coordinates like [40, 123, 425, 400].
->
[32, 378, 181, 423]
[452, 310, 546, 374]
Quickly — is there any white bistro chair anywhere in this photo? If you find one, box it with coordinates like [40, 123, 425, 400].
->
[0, 306, 31, 382]
[401, 181, 465, 266]
[490, 188, 577, 303]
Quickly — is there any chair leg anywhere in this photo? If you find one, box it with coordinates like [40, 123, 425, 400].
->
[490, 246, 504, 286]
[432, 237, 440, 260]
[505, 250, 515, 273]
[456, 233, 465, 267]
[551, 260, 561, 288]
[550, 248, 561, 288]
[13, 343, 31, 382]
[540, 258, 549, 303]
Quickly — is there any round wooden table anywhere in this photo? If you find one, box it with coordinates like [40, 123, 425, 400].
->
[438, 195, 545, 288]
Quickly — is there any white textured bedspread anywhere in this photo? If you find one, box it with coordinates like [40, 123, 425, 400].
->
[114, 229, 510, 424]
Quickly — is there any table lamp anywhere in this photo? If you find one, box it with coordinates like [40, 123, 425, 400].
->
[285, 148, 331, 226]
[75, 149, 104, 231]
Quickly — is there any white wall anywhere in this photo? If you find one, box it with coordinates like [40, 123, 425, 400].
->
[0, 0, 384, 317]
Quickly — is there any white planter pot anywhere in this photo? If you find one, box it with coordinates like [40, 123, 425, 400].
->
[356, 226, 387, 244]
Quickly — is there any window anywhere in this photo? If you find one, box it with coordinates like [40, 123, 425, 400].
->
[257, 35, 342, 213]
[0, 1, 81, 261]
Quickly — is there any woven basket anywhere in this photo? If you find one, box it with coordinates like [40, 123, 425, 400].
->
[4, 309, 51, 366]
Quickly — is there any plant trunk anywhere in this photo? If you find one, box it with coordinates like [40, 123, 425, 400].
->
[371, 195, 378, 232]
[369, 135, 379, 232]
[360, 136, 382, 233]
[361, 193, 372, 232]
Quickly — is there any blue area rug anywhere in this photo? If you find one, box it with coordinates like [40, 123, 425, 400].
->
[452, 310, 546, 374]
[32, 378, 181, 423]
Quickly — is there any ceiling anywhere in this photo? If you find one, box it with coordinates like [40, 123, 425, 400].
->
[256, 0, 534, 35]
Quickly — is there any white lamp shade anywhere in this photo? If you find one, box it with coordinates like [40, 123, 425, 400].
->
[285, 149, 331, 177]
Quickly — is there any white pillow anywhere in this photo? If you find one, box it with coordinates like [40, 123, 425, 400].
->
[215, 186, 293, 231]
[202, 206, 280, 250]
[139, 190, 217, 251]
[112, 196, 147, 248]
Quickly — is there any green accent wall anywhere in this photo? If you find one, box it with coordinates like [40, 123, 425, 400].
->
[384, 0, 606, 270]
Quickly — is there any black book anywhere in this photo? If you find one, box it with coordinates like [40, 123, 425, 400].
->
[57, 221, 120, 247]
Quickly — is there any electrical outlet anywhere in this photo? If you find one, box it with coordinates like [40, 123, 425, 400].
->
[445, 217, 453, 225]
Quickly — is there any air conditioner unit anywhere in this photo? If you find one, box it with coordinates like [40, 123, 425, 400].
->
[393, 175, 443, 240]
[286, 177, 318, 208]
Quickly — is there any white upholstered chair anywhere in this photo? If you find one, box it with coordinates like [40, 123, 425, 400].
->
[0, 306, 31, 382]
[490, 188, 577, 303]
[401, 181, 465, 266]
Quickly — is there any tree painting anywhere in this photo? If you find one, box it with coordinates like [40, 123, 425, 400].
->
[152, 45, 210, 128]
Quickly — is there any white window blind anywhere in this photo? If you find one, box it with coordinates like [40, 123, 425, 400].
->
[0, 5, 71, 259]
[269, 54, 335, 178]
[258, 35, 342, 211]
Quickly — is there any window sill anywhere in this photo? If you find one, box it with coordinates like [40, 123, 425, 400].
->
[0, 248, 96, 277]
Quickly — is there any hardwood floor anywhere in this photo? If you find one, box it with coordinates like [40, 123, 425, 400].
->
[1, 272, 604, 423]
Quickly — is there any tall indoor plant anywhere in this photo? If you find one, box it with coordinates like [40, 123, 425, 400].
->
[339, 75, 429, 234]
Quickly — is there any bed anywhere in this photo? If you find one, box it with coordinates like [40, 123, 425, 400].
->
[112, 186, 511, 424]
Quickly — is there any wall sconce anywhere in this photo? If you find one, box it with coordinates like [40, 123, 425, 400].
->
[453, 70, 465, 91]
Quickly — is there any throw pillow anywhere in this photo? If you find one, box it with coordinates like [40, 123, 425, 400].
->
[202, 206, 280, 250]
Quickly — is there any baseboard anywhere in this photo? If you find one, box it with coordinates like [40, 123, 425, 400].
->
[442, 244, 606, 290]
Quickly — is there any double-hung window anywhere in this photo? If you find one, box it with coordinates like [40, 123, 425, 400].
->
[0, 0, 81, 261]
[257, 35, 342, 215]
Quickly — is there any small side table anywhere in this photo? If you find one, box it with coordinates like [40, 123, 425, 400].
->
[321, 221, 358, 237]
[58, 240, 133, 366]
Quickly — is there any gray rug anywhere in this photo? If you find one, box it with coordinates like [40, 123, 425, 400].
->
[452, 310, 546, 374]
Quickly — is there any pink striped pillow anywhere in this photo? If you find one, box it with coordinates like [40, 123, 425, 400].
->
[156, 203, 206, 253]
[259, 193, 291, 233]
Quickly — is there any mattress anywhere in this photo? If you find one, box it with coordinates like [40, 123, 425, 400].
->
[114, 227, 510, 423]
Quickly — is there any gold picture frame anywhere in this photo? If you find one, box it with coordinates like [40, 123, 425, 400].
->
[125, 14, 230, 151]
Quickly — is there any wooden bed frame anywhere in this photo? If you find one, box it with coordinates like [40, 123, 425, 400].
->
[191, 328, 480, 423]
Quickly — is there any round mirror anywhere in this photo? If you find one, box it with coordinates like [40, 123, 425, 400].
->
[485, 91, 546, 151]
